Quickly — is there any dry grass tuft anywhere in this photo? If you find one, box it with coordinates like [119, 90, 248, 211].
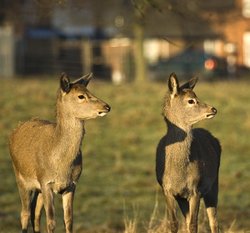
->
[124, 206, 138, 233]
[124, 193, 245, 233]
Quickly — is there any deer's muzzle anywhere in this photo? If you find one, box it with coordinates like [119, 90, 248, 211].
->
[206, 107, 217, 119]
[98, 104, 111, 117]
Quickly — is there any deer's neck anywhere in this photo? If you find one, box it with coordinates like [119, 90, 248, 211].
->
[165, 118, 193, 163]
[54, 106, 85, 161]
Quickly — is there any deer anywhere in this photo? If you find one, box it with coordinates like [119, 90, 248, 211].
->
[9, 73, 111, 233]
[156, 73, 221, 233]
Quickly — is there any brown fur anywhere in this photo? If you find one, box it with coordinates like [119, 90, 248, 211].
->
[156, 73, 221, 233]
[9, 73, 110, 233]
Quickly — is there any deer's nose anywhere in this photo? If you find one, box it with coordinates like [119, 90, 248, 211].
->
[211, 107, 217, 114]
[105, 104, 111, 112]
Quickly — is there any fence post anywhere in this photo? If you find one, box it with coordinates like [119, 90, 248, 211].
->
[81, 40, 92, 74]
[0, 25, 15, 78]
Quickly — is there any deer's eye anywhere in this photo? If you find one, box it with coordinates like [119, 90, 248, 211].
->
[188, 99, 195, 104]
[78, 95, 85, 100]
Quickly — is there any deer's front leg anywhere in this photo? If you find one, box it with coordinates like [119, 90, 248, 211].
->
[62, 185, 76, 233]
[42, 186, 55, 233]
[164, 192, 178, 233]
[186, 194, 200, 233]
[17, 183, 32, 233]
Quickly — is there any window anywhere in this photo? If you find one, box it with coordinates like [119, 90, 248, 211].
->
[243, 32, 250, 67]
[204, 40, 222, 55]
[242, 0, 250, 18]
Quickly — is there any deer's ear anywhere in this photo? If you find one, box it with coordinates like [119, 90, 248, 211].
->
[81, 73, 93, 86]
[168, 73, 179, 96]
[60, 73, 71, 93]
[73, 73, 93, 87]
[180, 77, 198, 90]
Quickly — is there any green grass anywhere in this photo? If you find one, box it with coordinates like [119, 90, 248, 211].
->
[0, 77, 250, 232]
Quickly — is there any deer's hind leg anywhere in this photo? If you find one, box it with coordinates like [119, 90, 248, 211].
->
[203, 179, 219, 233]
[176, 197, 189, 219]
[31, 191, 44, 233]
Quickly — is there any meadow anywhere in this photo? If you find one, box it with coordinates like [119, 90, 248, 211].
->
[0, 76, 249, 233]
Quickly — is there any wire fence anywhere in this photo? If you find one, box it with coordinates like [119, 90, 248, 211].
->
[0, 26, 136, 83]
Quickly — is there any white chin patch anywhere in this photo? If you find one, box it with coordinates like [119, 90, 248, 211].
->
[98, 112, 107, 117]
[206, 114, 215, 119]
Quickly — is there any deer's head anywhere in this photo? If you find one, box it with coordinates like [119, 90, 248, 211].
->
[58, 73, 110, 120]
[163, 73, 217, 128]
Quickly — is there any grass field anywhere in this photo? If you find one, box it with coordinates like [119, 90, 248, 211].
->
[0, 76, 250, 233]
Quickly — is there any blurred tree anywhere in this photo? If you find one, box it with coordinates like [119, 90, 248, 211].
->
[0, 0, 60, 31]
[128, 0, 210, 82]
[131, 0, 147, 83]
[0, 0, 23, 27]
